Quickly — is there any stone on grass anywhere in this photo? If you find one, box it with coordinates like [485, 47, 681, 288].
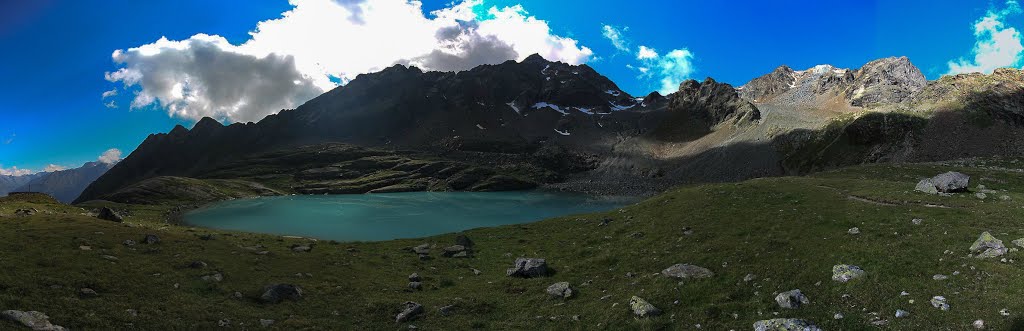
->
[408, 273, 421, 282]
[970, 232, 1007, 258]
[506, 258, 548, 278]
[774, 289, 809, 309]
[1, 310, 67, 331]
[743, 273, 757, 282]
[931, 172, 970, 193]
[291, 244, 312, 253]
[188, 261, 208, 269]
[442, 245, 470, 258]
[259, 319, 275, 327]
[142, 234, 160, 244]
[848, 227, 860, 235]
[973, 319, 985, 329]
[546, 282, 574, 299]
[396, 302, 424, 323]
[454, 234, 474, 248]
[912, 219, 923, 225]
[661, 264, 714, 279]
[915, 179, 939, 194]
[832, 264, 865, 282]
[1011, 238, 1024, 248]
[629, 296, 660, 317]
[933, 274, 949, 281]
[260, 284, 303, 304]
[96, 207, 124, 222]
[201, 273, 223, 282]
[408, 282, 422, 290]
[79, 288, 98, 298]
[895, 309, 910, 318]
[931, 296, 949, 311]
[753, 318, 821, 331]
[122, 239, 137, 246]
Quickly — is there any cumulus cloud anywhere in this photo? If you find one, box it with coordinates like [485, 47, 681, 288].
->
[98, 148, 122, 164]
[43, 164, 67, 172]
[637, 45, 658, 60]
[655, 49, 696, 94]
[948, 0, 1024, 74]
[601, 25, 629, 52]
[101, 89, 117, 98]
[106, 0, 593, 123]
[0, 166, 32, 176]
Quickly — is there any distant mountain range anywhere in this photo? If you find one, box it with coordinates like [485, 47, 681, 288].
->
[3, 162, 115, 203]
[76, 54, 1024, 203]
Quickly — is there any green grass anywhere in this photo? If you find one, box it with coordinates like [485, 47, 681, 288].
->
[2, 160, 1024, 330]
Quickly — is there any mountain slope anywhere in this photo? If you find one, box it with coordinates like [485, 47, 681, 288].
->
[16, 162, 114, 203]
[0, 173, 41, 196]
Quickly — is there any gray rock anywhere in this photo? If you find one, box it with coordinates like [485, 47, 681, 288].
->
[122, 239, 137, 246]
[629, 296, 660, 317]
[775, 289, 809, 309]
[291, 244, 312, 253]
[188, 261, 208, 269]
[396, 301, 424, 323]
[832, 264, 865, 282]
[1, 310, 67, 331]
[1013, 238, 1024, 248]
[79, 288, 98, 298]
[97, 207, 124, 222]
[411, 243, 430, 255]
[915, 179, 938, 194]
[259, 319, 275, 327]
[442, 245, 470, 258]
[743, 273, 757, 282]
[546, 282, 573, 299]
[218, 319, 231, 327]
[931, 296, 949, 310]
[408, 282, 422, 290]
[101, 255, 118, 262]
[661, 264, 714, 279]
[970, 232, 1007, 258]
[506, 258, 548, 278]
[976, 192, 988, 200]
[848, 227, 861, 235]
[142, 234, 160, 244]
[912, 218, 923, 225]
[931, 172, 970, 193]
[201, 273, 223, 282]
[933, 274, 949, 281]
[753, 318, 821, 331]
[259, 284, 303, 304]
[408, 273, 421, 282]
[454, 234, 474, 248]
[895, 309, 910, 318]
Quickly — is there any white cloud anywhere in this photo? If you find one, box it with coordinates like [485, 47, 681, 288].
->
[0, 166, 33, 176]
[43, 164, 67, 172]
[106, 0, 593, 123]
[601, 24, 629, 52]
[948, 0, 1024, 74]
[636, 45, 658, 60]
[655, 49, 696, 94]
[98, 148, 122, 164]
[101, 89, 117, 98]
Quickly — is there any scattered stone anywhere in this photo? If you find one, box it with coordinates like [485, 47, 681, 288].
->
[753, 318, 821, 331]
[396, 302, 424, 323]
[629, 296, 660, 317]
[122, 239, 137, 246]
[506, 258, 548, 278]
[217, 319, 230, 327]
[97, 207, 124, 222]
[970, 232, 1007, 258]
[442, 245, 470, 258]
[1012, 238, 1024, 248]
[259, 319, 275, 327]
[201, 273, 224, 282]
[832, 264, 865, 282]
[598, 218, 613, 226]
[78, 288, 98, 298]
[471, 268, 481, 276]
[259, 284, 303, 304]
[454, 234, 474, 248]
[188, 261, 208, 269]
[976, 192, 987, 200]
[915, 179, 939, 194]
[13, 208, 37, 216]
[848, 227, 860, 235]
[125, 309, 138, 317]
[1000, 308, 1010, 316]
[973, 319, 985, 329]
[682, 227, 694, 236]
[930, 296, 949, 311]
[661, 264, 714, 280]
[912, 219, 923, 225]
[895, 309, 910, 318]
[546, 282, 574, 299]
[933, 274, 949, 281]
[408, 282, 422, 290]
[78, 245, 91, 250]
[743, 273, 757, 282]
[291, 244, 312, 253]
[439, 305, 454, 316]
[411, 243, 430, 255]
[142, 234, 160, 244]
[833, 313, 844, 320]
[774, 289, 809, 309]
[408, 273, 421, 282]
[1, 310, 67, 331]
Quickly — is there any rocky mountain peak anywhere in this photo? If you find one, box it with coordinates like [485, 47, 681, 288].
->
[846, 56, 926, 107]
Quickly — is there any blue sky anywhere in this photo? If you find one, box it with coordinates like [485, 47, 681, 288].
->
[0, 0, 1018, 174]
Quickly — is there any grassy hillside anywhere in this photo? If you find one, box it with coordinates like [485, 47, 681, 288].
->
[1, 160, 1023, 330]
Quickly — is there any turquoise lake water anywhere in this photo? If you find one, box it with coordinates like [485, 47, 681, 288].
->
[185, 191, 635, 242]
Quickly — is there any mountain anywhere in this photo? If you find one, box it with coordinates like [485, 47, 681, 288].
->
[16, 161, 114, 203]
[77, 54, 1024, 203]
[0, 173, 42, 196]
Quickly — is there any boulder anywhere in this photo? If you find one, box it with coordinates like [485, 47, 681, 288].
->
[442, 245, 470, 258]
[915, 179, 939, 194]
[396, 301, 424, 323]
[546, 282, 574, 299]
[188, 261, 208, 269]
[408, 273, 421, 282]
[454, 234, 474, 248]
[753, 318, 821, 331]
[408, 282, 422, 290]
[970, 232, 1007, 258]
[848, 227, 861, 235]
[1012, 238, 1024, 248]
[142, 234, 160, 244]
[775, 289, 809, 309]
[661, 264, 714, 279]
[291, 244, 313, 253]
[629, 296, 660, 317]
[97, 207, 124, 222]
[930, 296, 949, 310]
[506, 258, 548, 278]
[1, 310, 67, 331]
[931, 172, 970, 193]
[895, 309, 910, 318]
[832, 264, 865, 282]
[259, 284, 303, 304]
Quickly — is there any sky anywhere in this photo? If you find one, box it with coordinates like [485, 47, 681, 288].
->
[0, 0, 1021, 175]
